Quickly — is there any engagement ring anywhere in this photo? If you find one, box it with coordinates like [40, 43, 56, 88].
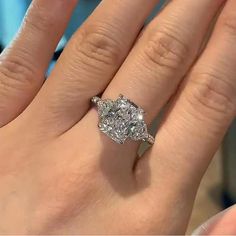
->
[92, 94, 155, 145]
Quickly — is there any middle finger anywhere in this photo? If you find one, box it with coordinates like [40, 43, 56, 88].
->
[24, 0, 160, 135]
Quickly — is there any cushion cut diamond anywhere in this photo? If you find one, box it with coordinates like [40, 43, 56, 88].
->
[97, 95, 148, 144]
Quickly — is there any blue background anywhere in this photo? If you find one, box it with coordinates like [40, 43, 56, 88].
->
[0, 0, 164, 50]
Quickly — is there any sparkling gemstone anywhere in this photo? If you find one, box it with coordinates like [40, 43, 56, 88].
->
[97, 99, 113, 117]
[97, 95, 148, 144]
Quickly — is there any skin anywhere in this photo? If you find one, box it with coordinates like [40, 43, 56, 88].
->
[0, 0, 235, 234]
[194, 206, 236, 234]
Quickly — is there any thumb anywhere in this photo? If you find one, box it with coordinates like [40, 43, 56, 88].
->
[192, 205, 236, 235]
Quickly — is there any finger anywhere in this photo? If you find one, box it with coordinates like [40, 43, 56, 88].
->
[26, 0, 160, 134]
[193, 205, 236, 235]
[103, 0, 225, 121]
[0, 0, 77, 127]
[138, 0, 236, 232]
[78, 0, 225, 166]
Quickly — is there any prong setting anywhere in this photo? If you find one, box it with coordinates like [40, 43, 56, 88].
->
[92, 94, 154, 145]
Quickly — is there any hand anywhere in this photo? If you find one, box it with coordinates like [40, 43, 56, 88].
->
[0, 0, 235, 234]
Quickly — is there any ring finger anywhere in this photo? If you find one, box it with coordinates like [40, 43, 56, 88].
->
[78, 0, 225, 165]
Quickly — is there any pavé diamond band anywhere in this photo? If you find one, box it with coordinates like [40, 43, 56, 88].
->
[92, 94, 155, 145]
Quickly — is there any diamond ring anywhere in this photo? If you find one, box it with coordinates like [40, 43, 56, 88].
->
[91, 94, 155, 145]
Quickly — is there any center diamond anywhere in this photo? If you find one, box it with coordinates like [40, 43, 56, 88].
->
[97, 95, 148, 144]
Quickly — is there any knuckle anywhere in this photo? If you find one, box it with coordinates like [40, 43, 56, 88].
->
[71, 25, 122, 67]
[23, 2, 54, 32]
[142, 29, 189, 72]
[187, 72, 236, 115]
[0, 54, 36, 89]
